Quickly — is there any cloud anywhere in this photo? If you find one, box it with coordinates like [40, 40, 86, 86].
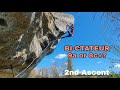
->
[52, 60, 55, 63]
[55, 54, 67, 59]
[64, 62, 68, 65]
[98, 62, 101, 64]
[114, 64, 120, 68]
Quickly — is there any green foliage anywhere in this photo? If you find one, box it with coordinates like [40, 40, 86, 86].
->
[67, 58, 73, 71]
[67, 58, 73, 78]
[107, 72, 120, 78]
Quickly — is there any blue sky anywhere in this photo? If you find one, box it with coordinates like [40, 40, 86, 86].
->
[36, 12, 120, 73]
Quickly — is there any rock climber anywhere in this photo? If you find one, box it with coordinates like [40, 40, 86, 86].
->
[62, 23, 74, 38]
[50, 23, 74, 51]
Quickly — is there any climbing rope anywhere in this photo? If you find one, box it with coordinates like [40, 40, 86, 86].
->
[15, 39, 59, 78]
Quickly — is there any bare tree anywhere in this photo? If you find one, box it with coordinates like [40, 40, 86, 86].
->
[29, 60, 67, 78]
[38, 68, 49, 78]
[50, 66, 59, 78]
[102, 12, 120, 71]
[49, 61, 67, 78]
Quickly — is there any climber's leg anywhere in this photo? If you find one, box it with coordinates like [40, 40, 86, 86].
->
[62, 31, 72, 38]
[62, 35, 72, 38]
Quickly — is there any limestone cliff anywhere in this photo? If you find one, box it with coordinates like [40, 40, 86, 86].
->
[0, 12, 74, 78]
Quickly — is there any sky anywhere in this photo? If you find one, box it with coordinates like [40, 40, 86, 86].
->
[36, 12, 120, 73]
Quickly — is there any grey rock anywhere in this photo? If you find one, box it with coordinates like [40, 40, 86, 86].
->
[0, 12, 74, 78]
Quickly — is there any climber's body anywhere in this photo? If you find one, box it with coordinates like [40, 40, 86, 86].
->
[62, 24, 74, 38]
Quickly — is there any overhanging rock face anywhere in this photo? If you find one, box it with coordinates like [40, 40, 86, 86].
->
[0, 12, 74, 78]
